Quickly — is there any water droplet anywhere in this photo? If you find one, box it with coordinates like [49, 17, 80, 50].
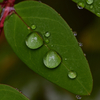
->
[65, 58, 67, 61]
[68, 71, 77, 79]
[90, 5, 93, 9]
[51, 45, 53, 47]
[84, 53, 86, 56]
[78, 42, 83, 47]
[38, 0, 42, 3]
[31, 25, 36, 30]
[77, 2, 85, 9]
[45, 39, 49, 43]
[96, 13, 100, 17]
[45, 32, 50, 37]
[76, 95, 82, 99]
[43, 50, 61, 68]
[26, 32, 43, 49]
[73, 31, 77, 36]
[86, 0, 93, 5]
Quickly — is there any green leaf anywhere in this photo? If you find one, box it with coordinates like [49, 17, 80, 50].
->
[0, 0, 3, 3]
[72, 0, 100, 17]
[0, 84, 29, 100]
[4, 1, 93, 95]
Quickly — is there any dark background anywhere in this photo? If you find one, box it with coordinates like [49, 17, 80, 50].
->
[0, 0, 100, 100]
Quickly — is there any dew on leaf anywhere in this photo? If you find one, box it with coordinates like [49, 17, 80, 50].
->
[84, 53, 86, 56]
[90, 5, 93, 9]
[96, 13, 100, 17]
[43, 50, 61, 68]
[25, 32, 43, 49]
[45, 32, 50, 37]
[31, 25, 36, 30]
[45, 39, 49, 43]
[77, 2, 85, 9]
[78, 42, 83, 47]
[68, 71, 77, 79]
[76, 95, 82, 99]
[73, 31, 77, 36]
[86, 0, 93, 5]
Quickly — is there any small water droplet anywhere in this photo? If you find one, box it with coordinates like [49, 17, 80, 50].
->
[84, 53, 86, 56]
[90, 5, 93, 9]
[73, 31, 77, 36]
[77, 2, 85, 9]
[79, 42, 83, 47]
[96, 13, 100, 17]
[65, 58, 67, 60]
[86, 0, 93, 5]
[38, 0, 42, 3]
[45, 39, 49, 43]
[68, 71, 77, 79]
[45, 32, 50, 37]
[51, 45, 53, 47]
[43, 50, 61, 68]
[25, 32, 43, 49]
[31, 25, 36, 30]
[76, 95, 82, 99]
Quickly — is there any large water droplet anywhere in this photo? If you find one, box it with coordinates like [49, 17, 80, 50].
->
[96, 13, 100, 17]
[31, 25, 36, 30]
[45, 32, 50, 37]
[43, 50, 61, 68]
[68, 71, 77, 79]
[86, 0, 93, 5]
[76, 95, 82, 99]
[77, 2, 85, 9]
[26, 32, 43, 49]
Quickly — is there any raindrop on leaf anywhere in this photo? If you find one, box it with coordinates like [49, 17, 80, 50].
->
[45, 32, 50, 37]
[31, 25, 36, 30]
[45, 39, 49, 43]
[76, 95, 82, 99]
[25, 32, 43, 49]
[79, 42, 83, 47]
[77, 2, 85, 9]
[43, 50, 61, 68]
[96, 13, 100, 17]
[86, 0, 93, 5]
[68, 71, 77, 79]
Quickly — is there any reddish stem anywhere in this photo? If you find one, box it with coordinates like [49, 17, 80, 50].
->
[0, 0, 15, 34]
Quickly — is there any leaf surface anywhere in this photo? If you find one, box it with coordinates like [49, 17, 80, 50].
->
[0, 84, 29, 100]
[72, 0, 100, 17]
[4, 1, 93, 95]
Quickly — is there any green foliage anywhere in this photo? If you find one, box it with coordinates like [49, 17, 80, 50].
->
[0, 0, 3, 3]
[4, 1, 93, 95]
[72, 0, 100, 17]
[0, 84, 29, 100]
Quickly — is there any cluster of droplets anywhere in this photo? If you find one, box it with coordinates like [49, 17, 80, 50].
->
[77, 0, 100, 17]
[44, 31, 50, 44]
[25, 25, 82, 81]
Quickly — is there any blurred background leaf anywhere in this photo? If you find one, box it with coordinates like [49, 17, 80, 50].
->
[0, 0, 100, 100]
[0, 84, 29, 100]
